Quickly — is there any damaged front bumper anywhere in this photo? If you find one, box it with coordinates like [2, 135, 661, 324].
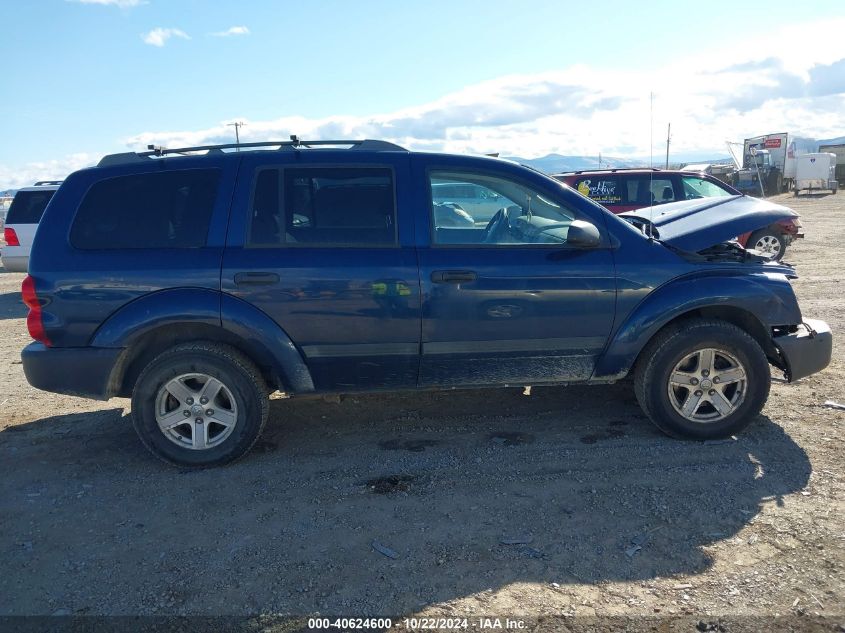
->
[773, 318, 832, 382]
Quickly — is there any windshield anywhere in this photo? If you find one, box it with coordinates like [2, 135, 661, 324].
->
[681, 176, 734, 199]
[749, 153, 770, 167]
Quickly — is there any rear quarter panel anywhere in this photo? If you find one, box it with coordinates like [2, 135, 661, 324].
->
[27, 156, 239, 347]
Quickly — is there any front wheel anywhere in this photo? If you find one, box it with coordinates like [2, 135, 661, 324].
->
[748, 228, 787, 261]
[634, 320, 770, 440]
[131, 342, 269, 468]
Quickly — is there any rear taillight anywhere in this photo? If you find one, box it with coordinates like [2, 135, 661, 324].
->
[4, 227, 20, 246]
[21, 275, 51, 346]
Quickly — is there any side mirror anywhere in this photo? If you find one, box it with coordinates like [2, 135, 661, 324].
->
[567, 220, 601, 248]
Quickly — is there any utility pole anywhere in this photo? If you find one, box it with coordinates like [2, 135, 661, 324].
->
[227, 121, 245, 150]
[665, 122, 671, 169]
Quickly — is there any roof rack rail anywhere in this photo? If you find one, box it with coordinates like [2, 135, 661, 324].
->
[33, 180, 64, 186]
[97, 137, 407, 167]
[554, 167, 661, 175]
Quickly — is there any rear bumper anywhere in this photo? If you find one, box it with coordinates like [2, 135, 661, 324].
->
[0, 254, 28, 272]
[22, 343, 123, 400]
[773, 319, 832, 382]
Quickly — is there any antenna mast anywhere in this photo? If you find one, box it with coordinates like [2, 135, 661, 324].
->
[227, 121, 246, 150]
[665, 122, 671, 169]
[647, 92, 655, 240]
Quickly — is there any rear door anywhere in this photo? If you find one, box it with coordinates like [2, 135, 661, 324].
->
[222, 152, 421, 391]
[414, 156, 617, 387]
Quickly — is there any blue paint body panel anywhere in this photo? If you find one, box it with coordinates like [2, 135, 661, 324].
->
[20, 144, 829, 401]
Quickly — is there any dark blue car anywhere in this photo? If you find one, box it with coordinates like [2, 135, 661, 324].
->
[21, 139, 832, 467]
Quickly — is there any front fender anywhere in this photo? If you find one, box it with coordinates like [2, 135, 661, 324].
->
[594, 272, 802, 378]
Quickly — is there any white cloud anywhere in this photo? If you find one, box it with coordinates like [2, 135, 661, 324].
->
[127, 35, 845, 160]
[5, 17, 845, 190]
[125, 17, 845, 159]
[0, 154, 96, 191]
[210, 26, 250, 37]
[69, 0, 146, 7]
[141, 27, 190, 47]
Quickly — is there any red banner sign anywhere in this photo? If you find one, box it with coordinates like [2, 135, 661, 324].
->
[764, 138, 782, 148]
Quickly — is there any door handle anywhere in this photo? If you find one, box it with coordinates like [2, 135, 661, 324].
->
[431, 270, 477, 284]
[234, 272, 280, 286]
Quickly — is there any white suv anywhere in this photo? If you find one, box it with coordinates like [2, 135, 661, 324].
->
[1, 181, 60, 272]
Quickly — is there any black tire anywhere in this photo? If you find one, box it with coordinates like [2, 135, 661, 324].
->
[766, 171, 781, 196]
[748, 228, 787, 261]
[634, 319, 770, 440]
[131, 342, 269, 468]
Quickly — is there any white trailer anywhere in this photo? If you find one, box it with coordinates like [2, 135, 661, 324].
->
[818, 143, 845, 184]
[794, 153, 838, 196]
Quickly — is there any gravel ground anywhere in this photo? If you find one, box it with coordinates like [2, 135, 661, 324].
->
[0, 192, 842, 625]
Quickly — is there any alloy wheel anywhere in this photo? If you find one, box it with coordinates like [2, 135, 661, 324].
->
[155, 373, 239, 450]
[667, 348, 747, 423]
[754, 235, 781, 257]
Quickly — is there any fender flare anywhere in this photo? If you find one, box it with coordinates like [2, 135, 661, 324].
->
[220, 294, 314, 393]
[594, 273, 801, 379]
[91, 288, 314, 394]
[91, 288, 221, 347]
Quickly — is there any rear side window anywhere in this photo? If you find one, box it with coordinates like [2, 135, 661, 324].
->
[575, 177, 623, 206]
[6, 190, 55, 224]
[575, 176, 677, 207]
[642, 178, 676, 204]
[247, 166, 396, 246]
[70, 169, 220, 250]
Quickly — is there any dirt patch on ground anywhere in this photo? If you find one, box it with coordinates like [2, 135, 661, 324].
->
[0, 192, 842, 623]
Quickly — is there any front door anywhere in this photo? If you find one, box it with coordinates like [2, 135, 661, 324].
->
[415, 158, 617, 387]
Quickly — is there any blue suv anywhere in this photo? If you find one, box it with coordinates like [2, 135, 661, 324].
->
[21, 138, 832, 467]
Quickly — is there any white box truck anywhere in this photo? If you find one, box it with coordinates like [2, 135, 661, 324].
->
[737, 133, 796, 195]
[794, 153, 838, 196]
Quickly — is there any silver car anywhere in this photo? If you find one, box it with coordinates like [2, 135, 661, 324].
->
[431, 181, 514, 223]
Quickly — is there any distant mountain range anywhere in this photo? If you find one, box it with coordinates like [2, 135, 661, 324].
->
[506, 135, 845, 174]
[2, 136, 843, 193]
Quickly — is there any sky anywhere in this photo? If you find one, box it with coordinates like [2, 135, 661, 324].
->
[1, 0, 845, 188]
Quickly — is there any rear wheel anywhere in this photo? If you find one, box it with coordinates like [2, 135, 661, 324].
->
[131, 342, 269, 468]
[748, 228, 787, 261]
[766, 172, 782, 196]
[634, 320, 770, 440]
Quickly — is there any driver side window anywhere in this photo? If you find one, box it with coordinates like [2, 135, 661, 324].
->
[430, 170, 576, 246]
